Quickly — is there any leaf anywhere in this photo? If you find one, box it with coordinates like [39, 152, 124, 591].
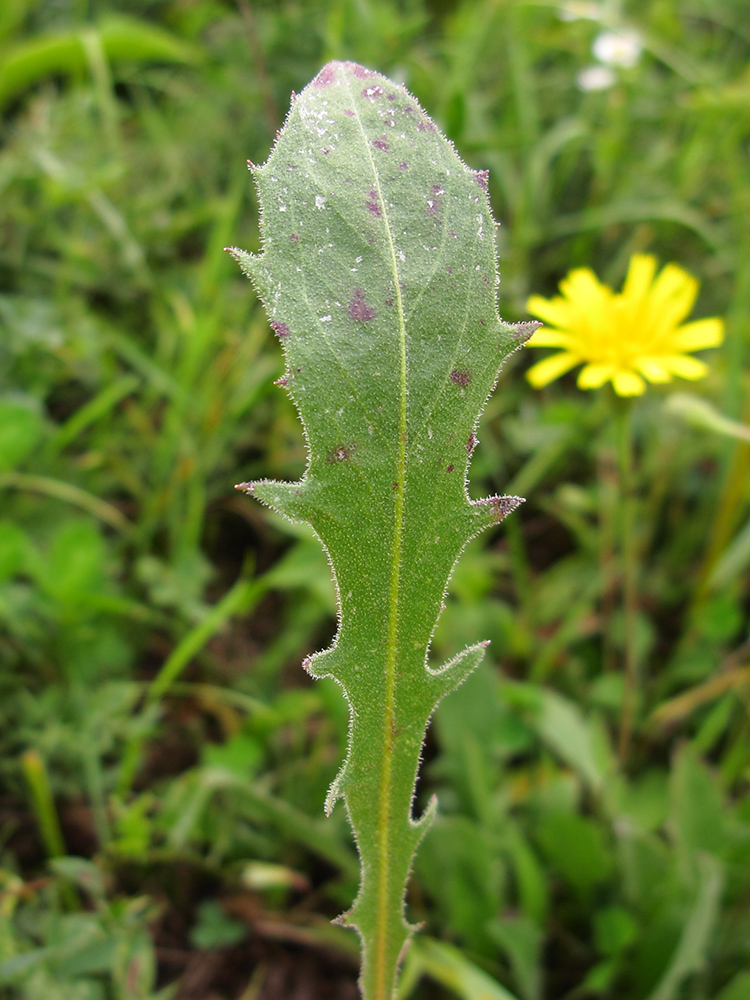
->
[0, 520, 29, 581]
[488, 916, 543, 1000]
[43, 520, 105, 601]
[231, 60, 527, 1000]
[533, 810, 613, 896]
[535, 688, 610, 792]
[668, 744, 729, 859]
[644, 854, 723, 1000]
[505, 683, 611, 793]
[0, 398, 42, 471]
[416, 815, 501, 951]
[189, 901, 246, 950]
[398, 937, 521, 1000]
[665, 392, 750, 443]
[708, 517, 750, 591]
[0, 16, 201, 110]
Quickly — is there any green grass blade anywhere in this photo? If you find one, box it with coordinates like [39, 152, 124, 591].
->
[0, 16, 201, 110]
[398, 937, 521, 1000]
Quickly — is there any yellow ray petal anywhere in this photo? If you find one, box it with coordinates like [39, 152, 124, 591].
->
[559, 269, 612, 318]
[612, 370, 646, 396]
[622, 254, 658, 308]
[562, 274, 617, 353]
[671, 318, 725, 351]
[635, 357, 673, 383]
[661, 355, 709, 380]
[645, 263, 698, 329]
[526, 351, 580, 387]
[577, 363, 616, 389]
[526, 295, 576, 330]
[526, 328, 579, 349]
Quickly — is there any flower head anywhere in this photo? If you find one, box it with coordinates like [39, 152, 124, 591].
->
[525, 254, 724, 397]
[577, 65, 616, 92]
[592, 29, 642, 68]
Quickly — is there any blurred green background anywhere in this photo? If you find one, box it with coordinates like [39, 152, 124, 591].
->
[1, 1, 749, 998]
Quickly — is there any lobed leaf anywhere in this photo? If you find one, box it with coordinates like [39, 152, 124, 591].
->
[231, 60, 529, 1000]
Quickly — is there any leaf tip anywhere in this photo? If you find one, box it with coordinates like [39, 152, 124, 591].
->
[512, 320, 543, 344]
[473, 495, 525, 522]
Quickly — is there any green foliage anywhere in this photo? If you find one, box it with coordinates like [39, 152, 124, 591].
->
[1, 1, 749, 999]
[230, 60, 527, 997]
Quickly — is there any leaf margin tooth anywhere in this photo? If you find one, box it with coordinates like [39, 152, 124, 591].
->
[425, 640, 490, 702]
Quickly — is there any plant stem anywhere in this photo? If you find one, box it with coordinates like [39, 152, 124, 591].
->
[21, 750, 67, 860]
[598, 435, 618, 676]
[21, 750, 78, 909]
[614, 397, 638, 764]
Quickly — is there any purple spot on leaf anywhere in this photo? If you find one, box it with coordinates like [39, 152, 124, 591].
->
[274, 375, 288, 386]
[399, 161, 408, 170]
[446, 464, 455, 473]
[351, 64, 375, 79]
[349, 288, 376, 322]
[466, 433, 477, 455]
[450, 369, 471, 387]
[446, 267, 453, 274]
[372, 137, 389, 151]
[314, 64, 337, 86]
[343, 109, 355, 117]
[363, 84, 384, 99]
[270, 320, 290, 339]
[366, 199, 381, 217]
[388, 92, 398, 101]
[327, 443, 355, 463]
[290, 233, 299, 243]
[474, 170, 489, 191]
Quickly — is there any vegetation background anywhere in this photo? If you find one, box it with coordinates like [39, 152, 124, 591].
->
[1, 0, 749, 998]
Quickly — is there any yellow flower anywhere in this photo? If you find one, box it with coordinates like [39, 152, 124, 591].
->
[525, 254, 724, 396]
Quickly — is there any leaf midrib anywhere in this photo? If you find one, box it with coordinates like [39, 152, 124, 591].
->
[346, 74, 408, 1000]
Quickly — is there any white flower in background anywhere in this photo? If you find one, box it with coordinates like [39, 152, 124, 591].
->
[593, 29, 643, 68]
[558, 0, 604, 21]
[577, 65, 616, 92]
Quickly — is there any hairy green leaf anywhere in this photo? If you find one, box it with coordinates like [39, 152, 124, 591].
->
[230, 60, 530, 1000]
